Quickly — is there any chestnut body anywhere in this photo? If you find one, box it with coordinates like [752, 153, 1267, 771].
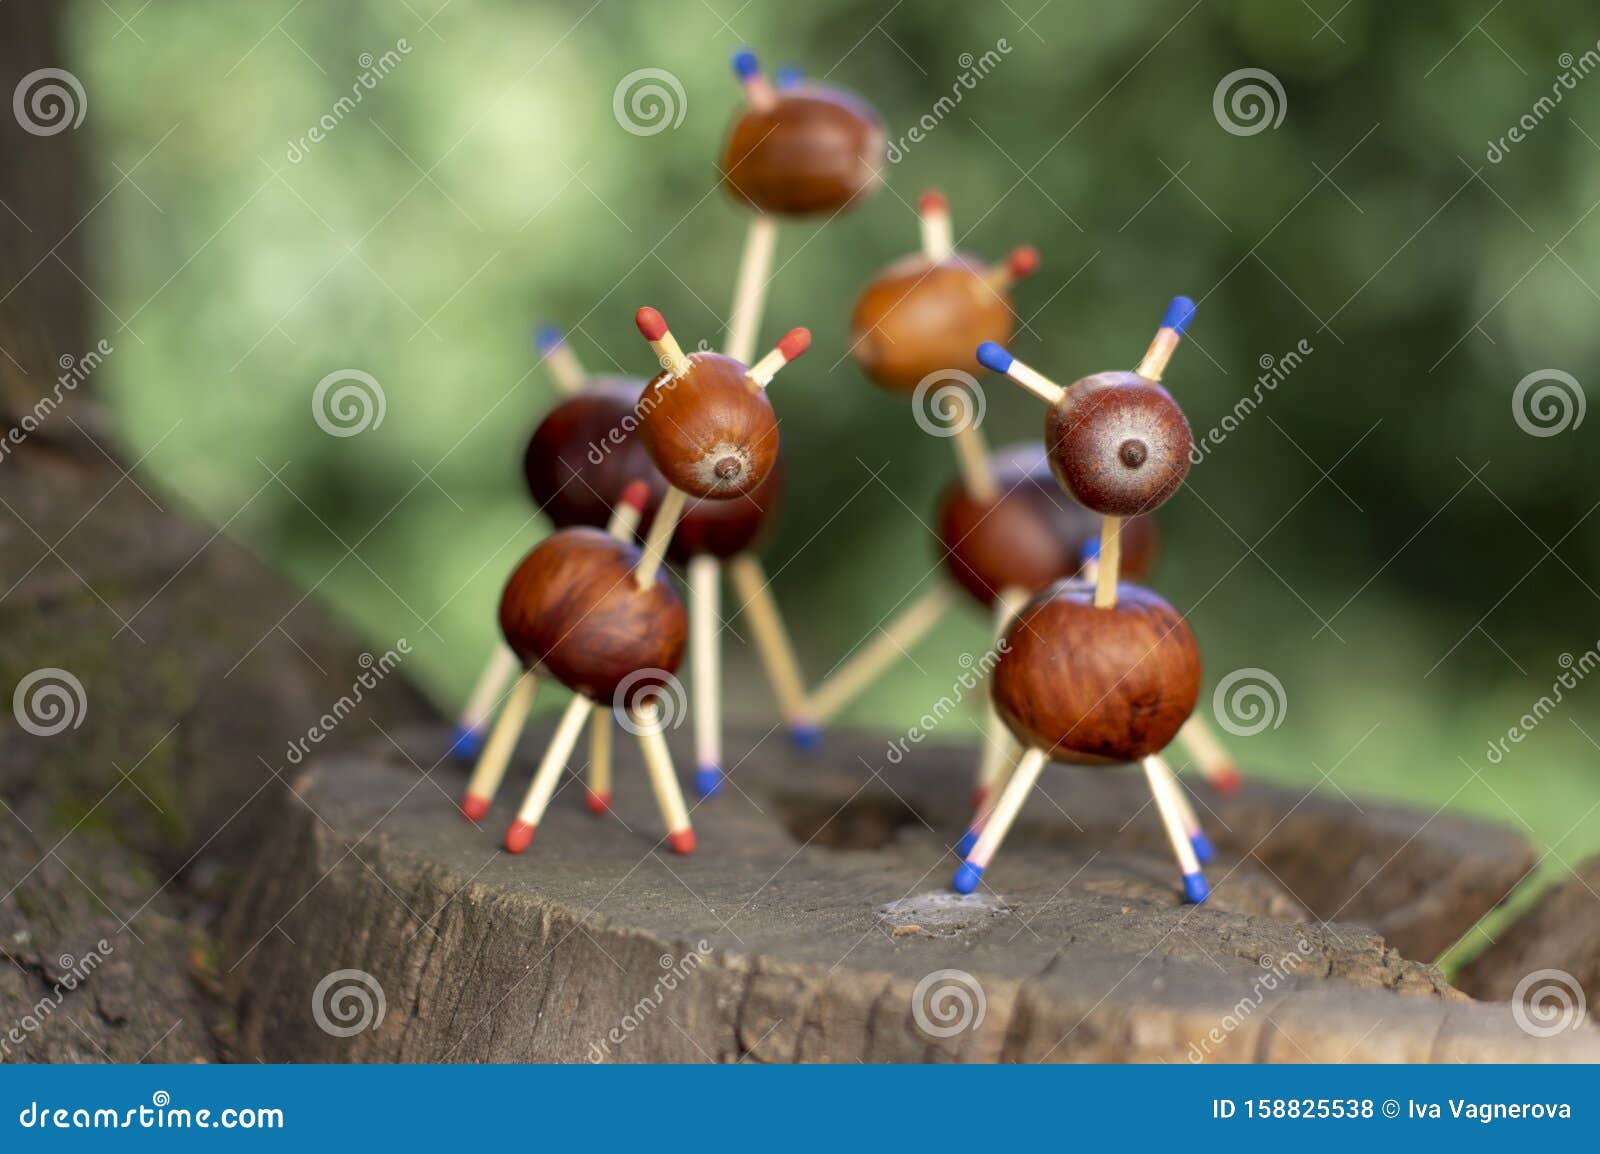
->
[937, 443, 1156, 608]
[992, 581, 1199, 764]
[720, 87, 885, 216]
[638, 353, 779, 499]
[1045, 372, 1193, 516]
[851, 254, 1013, 392]
[499, 528, 687, 701]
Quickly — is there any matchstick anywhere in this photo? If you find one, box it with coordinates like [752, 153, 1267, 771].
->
[461, 669, 539, 821]
[1147, 752, 1214, 863]
[635, 306, 691, 377]
[1094, 515, 1123, 609]
[727, 554, 817, 744]
[1177, 714, 1243, 794]
[806, 584, 959, 725]
[951, 417, 999, 503]
[586, 709, 613, 814]
[961, 586, 1030, 854]
[1136, 296, 1196, 383]
[745, 328, 810, 388]
[952, 746, 1047, 893]
[505, 694, 595, 853]
[974, 341, 1066, 405]
[918, 190, 953, 262]
[689, 554, 723, 797]
[732, 48, 777, 111]
[635, 700, 696, 853]
[535, 326, 586, 396]
[634, 486, 687, 588]
[451, 642, 520, 761]
[1142, 754, 1209, 903]
[984, 246, 1039, 295]
[725, 216, 778, 365]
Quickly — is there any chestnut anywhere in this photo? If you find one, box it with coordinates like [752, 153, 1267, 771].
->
[1044, 372, 1193, 517]
[637, 352, 780, 500]
[720, 80, 884, 217]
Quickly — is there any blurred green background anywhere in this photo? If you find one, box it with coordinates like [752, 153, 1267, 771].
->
[74, 0, 1599, 962]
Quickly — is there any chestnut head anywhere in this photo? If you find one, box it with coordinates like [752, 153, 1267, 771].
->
[1044, 372, 1193, 517]
[499, 527, 687, 700]
[523, 378, 654, 529]
[937, 442, 1157, 607]
[720, 82, 884, 217]
[991, 581, 1200, 764]
[637, 352, 780, 499]
[850, 254, 1015, 393]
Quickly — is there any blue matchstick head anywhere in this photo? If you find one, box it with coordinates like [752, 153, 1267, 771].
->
[1081, 536, 1101, 563]
[951, 861, 984, 894]
[1190, 832, 1215, 863]
[534, 325, 563, 353]
[732, 49, 761, 80]
[1162, 295, 1197, 335]
[695, 765, 723, 798]
[1183, 870, 1210, 904]
[975, 341, 1014, 374]
[448, 724, 484, 761]
[956, 830, 978, 857]
[774, 65, 803, 90]
[789, 723, 822, 751]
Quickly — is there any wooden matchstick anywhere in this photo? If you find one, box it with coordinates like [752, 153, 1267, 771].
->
[504, 694, 594, 853]
[635, 700, 696, 853]
[918, 190, 953, 263]
[725, 215, 778, 365]
[806, 584, 959, 726]
[1136, 296, 1195, 383]
[461, 669, 539, 821]
[974, 342, 1065, 405]
[952, 746, 1047, 893]
[607, 481, 649, 542]
[634, 486, 686, 588]
[1142, 754, 1209, 902]
[732, 47, 777, 112]
[1177, 715, 1243, 794]
[745, 328, 810, 388]
[689, 554, 723, 797]
[1147, 751, 1214, 863]
[1094, 516, 1123, 609]
[951, 418, 999, 503]
[985, 246, 1040, 294]
[727, 554, 816, 742]
[635, 306, 691, 377]
[535, 326, 586, 396]
[451, 642, 520, 760]
[960, 586, 1028, 856]
[586, 709, 613, 814]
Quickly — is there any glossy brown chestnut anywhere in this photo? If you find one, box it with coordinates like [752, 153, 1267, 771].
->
[637, 353, 779, 500]
[523, 379, 653, 530]
[991, 581, 1200, 764]
[499, 528, 687, 701]
[720, 87, 885, 216]
[937, 442, 1157, 608]
[1044, 372, 1194, 517]
[849, 254, 1015, 393]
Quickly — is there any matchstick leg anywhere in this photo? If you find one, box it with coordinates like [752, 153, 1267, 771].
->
[504, 695, 594, 853]
[1148, 752, 1213, 863]
[1177, 715, 1244, 794]
[952, 747, 1048, 893]
[450, 643, 520, 760]
[726, 554, 816, 745]
[806, 584, 958, 727]
[635, 702, 695, 854]
[1142, 755, 1209, 903]
[725, 215, 778, 364]
[689, 554, 723, 797]
[586, 708, 613, 814]
[461, 669, 538, 821]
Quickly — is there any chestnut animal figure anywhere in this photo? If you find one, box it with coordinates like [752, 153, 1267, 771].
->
[720, 51, 884, 217]
[850, 192, 1038, 393]
[1044, 372, 1193, 517]
[460, 484, 698, 858]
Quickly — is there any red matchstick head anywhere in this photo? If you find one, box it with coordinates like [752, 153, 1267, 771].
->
[585, 790, 612, 815]
[777, 328, 811, 361]
[619, 480, 651, 513]
[918, 189, 948, 216]
[667, 828, 697, 855]
[504, 820, 537, 854]
[1210, 764, 1244, 795]
[635, 307, 668, 342]
[1008, 245, 1040, 279]
[460, 794, 490, 822]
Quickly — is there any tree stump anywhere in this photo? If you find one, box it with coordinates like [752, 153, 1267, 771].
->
[220, 723, 1597, 1063]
